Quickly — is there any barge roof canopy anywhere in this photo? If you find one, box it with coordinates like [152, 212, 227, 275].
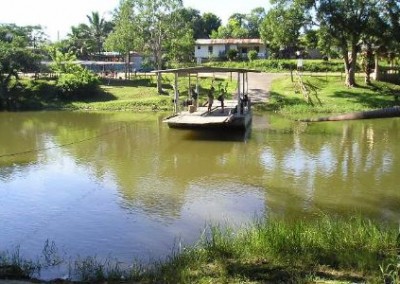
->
[152, 66, 260, 75]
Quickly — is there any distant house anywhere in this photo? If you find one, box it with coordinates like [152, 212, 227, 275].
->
[194, 39, 267, 64]
[79, 51, 150, 73]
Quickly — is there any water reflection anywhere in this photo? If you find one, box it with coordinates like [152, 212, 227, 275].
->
[1, 112, 400, 278]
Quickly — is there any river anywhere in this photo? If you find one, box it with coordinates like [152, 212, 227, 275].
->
[0, 111, 399, 279]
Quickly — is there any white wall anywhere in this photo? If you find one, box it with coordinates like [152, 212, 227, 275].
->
[195, 43, 268, 60]
[195, 44, 226, 59]
[195, 45, 209, 58]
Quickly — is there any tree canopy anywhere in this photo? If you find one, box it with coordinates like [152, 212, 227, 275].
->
[133, 0, 191, 93]
[0, 24, 42, 109]
[262, 0, 400, 86]
[211, 8, 265, 39]
[105, 0, 139, 78]
[66, 11, 113, 59]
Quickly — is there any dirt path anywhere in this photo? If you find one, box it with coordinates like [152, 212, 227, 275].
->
[198, 72, 284, 103]
[246, 73, 284, 104]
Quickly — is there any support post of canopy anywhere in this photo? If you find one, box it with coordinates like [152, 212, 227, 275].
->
[237, 72, 241, 114]
[196, 74, 199, 108]
[246, 72, 249, 95]
[242, 72, 245, 97]
[174, 73, 179, 114]
[188, 74, 191, 100]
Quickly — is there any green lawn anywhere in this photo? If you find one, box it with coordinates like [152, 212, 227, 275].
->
[66, 74, 237, 111]
[267, 75, 400, 119]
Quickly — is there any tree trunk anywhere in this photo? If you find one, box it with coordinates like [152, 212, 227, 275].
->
[363, 43, 373, 85]
[156, 48, 163, 94]
[343, 43, 357, 87]
[298, 106, 400, 122]
[373, 52, 380, 81]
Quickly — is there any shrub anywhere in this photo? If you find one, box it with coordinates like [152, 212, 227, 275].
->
[248, 50, 258, 61]
[56, 69, 99, 100]
[47, 47, 100, 100]
[226, 49, 238, 61]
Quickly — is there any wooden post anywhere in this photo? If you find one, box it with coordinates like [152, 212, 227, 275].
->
[290, 67, 294, 82]
[196, 74, 199, 108]
[174, 73, 179, 114]
[242, 72, 245, 97]
[246, 72, 249, 95]
[237, 72, 241, 114]
[188, 74, 191, 100]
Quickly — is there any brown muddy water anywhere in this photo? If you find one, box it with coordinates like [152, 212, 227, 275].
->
[0, 111, 399, 279]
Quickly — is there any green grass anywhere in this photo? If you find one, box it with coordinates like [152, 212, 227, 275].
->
[2, 216, 397, 283]
[267, 75, 400, 119]
[13, 74, 237, 112]
[142, 215, 399, 283]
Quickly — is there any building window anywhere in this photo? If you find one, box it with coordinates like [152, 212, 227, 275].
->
[197, 46, 201, 50]
[255, 46, 260, 53]
[208, 46, 213, 54]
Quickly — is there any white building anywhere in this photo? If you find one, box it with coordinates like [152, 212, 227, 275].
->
[194, 39, 267, 64]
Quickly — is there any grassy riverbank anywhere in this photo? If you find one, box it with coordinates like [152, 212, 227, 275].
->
[73, 74, 400, 116]
[13, 74, 237, 112]
[1, 215, 398, 283]
[266, 75, 400, 119]
[8, 71, 400, 114]
[148, 215, 399, 284]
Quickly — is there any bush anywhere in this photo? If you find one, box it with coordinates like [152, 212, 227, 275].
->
[248, 50, 258, 61]
[226, 49, 238, 61]
[56, 68, 99, 100]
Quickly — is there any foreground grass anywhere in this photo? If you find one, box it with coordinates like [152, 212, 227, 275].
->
[266, 75, 400, 119]
[1, 216, 399, 283]
[146, 216, 399, 284]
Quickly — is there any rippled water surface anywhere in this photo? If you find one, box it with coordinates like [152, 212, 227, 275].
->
[1, 111, 400, 278]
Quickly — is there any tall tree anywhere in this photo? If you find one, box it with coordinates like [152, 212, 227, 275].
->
[0, 24, 41, 109]
[246, 7, 266, 38]
[105, 0, 139, 79]
[134, 0, 189, 93]
[260, 4, 305, 57]
[211, 17, 249, 39]
[175, 8, 203, 39]
[86, 11, 114, 54]
[201, 13, 221, 38]
[67, 11, 113, 58]
[315, 0, 379, 86]
[211, 9, 265, 39]
[267, 0, 388, 87]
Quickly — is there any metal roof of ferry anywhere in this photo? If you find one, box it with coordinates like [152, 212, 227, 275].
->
[152, 66, 260, 75]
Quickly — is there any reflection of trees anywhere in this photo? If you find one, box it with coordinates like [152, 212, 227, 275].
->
[52, 114, 268, 220]
[0, 113, 48, 169]
[2, 111, 400, 221]
[259, 119, 400, 220]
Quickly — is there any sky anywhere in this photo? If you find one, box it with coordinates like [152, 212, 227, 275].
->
[0, 0, 270, 41]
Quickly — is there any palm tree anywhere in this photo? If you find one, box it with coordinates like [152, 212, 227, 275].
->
[86, 11, 113, 54]
[67, 11, 113, 59]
